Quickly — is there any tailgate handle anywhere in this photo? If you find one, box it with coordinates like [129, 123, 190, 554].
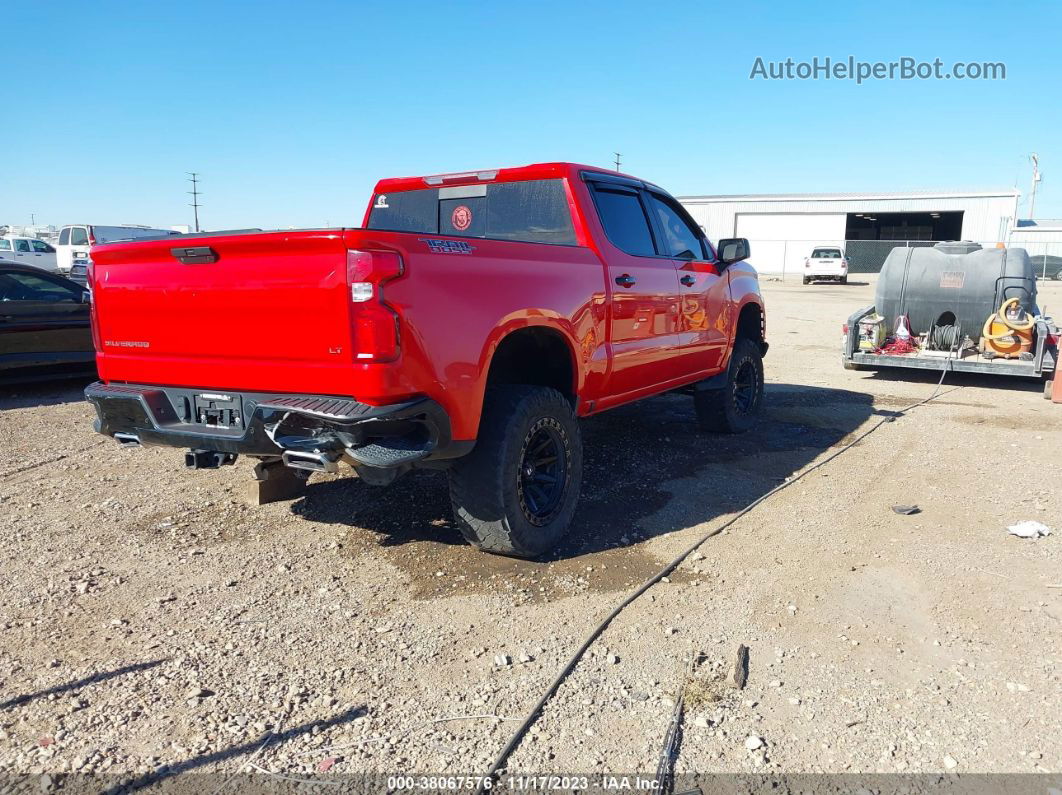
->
[171, 246, 217, 265]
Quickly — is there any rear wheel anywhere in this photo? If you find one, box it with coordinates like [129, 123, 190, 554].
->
[448, 386, 582, 558]
[695, 337, 764, 433]
[802, 277, 810, 285]
[840, 276, 848, 284]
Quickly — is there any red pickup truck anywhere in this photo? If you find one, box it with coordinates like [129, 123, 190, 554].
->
[85, 163, 766, 557]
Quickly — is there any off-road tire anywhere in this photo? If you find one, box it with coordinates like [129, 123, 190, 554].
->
[695, 337, 765, 433]
[448, 386, 582, 558]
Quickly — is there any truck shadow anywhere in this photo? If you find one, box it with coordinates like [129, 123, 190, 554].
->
[295, 385, 879, 578]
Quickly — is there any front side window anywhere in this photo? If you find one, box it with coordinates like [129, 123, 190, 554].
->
[70, 227, 89, 246]
[367, 179, 576, 245]
[31, 240, 55, 253]
[0, 240, 10, 251]
[647, 194, 706, 260]
[591, 186, 656, 257]
[0, 271, 82, 302]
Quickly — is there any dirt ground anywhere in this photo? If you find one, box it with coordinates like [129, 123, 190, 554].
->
[1, 275, 1059, 789]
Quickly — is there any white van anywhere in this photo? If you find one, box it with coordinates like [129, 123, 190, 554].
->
[0, 235, 59, 272]
[55, 225, 180, 273]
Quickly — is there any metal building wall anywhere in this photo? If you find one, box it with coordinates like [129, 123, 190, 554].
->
[680, 192, 1019, 242]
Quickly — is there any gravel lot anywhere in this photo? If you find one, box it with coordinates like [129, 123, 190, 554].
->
[1, 276, 1059, 789]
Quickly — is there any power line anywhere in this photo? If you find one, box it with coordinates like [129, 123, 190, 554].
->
[187, 172, 202, 232]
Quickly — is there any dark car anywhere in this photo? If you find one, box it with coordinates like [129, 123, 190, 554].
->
[0, 261, 95, 383]
[1031, 254, 1062, 280]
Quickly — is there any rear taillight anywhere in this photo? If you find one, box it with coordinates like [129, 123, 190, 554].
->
[842, 324, 849, 334]
[88, 230, 96, 245]
[1046, 333, 1059, 349]
[86, 261, 101, 352]
[346, 249, 403, 361]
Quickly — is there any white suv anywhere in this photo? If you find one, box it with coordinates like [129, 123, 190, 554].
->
[55, 224, 180, 273]
[803, 246, 849, 285]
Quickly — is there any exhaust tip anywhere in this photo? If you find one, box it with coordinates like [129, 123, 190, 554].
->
[281, 450, 340, 474]
[113, 432, 141, 447]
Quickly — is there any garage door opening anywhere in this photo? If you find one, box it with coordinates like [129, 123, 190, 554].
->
[845, 211, 963, 241]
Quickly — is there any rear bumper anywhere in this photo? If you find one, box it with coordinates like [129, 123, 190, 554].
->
[85, 382, 460, 469]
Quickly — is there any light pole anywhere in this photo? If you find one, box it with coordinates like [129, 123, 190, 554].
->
[1028, 153, 1041, 219]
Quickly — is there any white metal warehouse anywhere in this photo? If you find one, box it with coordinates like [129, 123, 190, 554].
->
[678, 189, 1020, 274]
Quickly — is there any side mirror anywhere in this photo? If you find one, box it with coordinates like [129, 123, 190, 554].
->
[717, 238, 750, 266]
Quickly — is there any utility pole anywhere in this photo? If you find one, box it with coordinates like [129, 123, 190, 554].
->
[187, 172, 202, 232]
[613, 152, 622, 171]
[30, 213, 35, 225]
[1028, 154, 1041, 219]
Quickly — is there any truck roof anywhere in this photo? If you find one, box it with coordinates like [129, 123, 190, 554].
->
[373, 162, 658, 194]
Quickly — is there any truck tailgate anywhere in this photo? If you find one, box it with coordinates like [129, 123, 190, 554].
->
[91, 230, 359, 394]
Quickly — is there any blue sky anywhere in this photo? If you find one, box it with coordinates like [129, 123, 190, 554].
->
[5, 0, 1060, 230]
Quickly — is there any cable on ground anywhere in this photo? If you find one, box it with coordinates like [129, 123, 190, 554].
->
[476, 361, 953, 791]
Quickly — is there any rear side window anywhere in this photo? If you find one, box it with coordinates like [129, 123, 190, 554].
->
[58, 228, 70, 245]
[367, 179, 576, 245]
[70, 227, 89, 246]
[14, 239, 31, 252]
[591, 187, 655, 257]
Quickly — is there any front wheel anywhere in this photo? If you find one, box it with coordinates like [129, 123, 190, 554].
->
[695, 338, 765, 433]
[448, 386, 582, 558]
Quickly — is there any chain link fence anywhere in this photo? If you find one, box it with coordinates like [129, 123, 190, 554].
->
[742, 239, 1062, 280]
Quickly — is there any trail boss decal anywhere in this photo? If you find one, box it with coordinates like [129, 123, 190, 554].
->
[420, 238, 475, 254]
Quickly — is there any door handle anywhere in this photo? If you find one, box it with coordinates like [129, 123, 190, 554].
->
[615, 274, 636, 288]
[680, 275, 696, 286]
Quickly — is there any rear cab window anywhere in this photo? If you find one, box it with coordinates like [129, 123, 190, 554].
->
[367, 178, 576, 245]
[58, 228, 70, 245]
